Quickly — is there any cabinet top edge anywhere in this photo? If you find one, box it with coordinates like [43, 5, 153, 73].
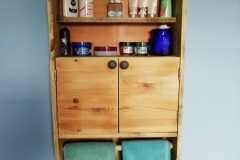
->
[56, 56, 180, 59]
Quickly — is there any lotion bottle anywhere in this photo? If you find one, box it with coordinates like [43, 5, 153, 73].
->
[63, 0, 78, 17]
[160, 0, 172, 17]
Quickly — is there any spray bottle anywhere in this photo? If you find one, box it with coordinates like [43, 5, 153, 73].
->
[160, 0, 172, 17]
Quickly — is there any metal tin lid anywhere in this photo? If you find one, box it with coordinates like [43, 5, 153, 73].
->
[110, 0, 120, 3]
[135, 42, 150, 46]
[95, 46, 117, 51]
[119, 42, 135, 46]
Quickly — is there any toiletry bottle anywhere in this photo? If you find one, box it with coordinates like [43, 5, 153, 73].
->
[60, 27, 71, 56]
[107, 0, 123, 17]
[128, 0, 138, 17]
[138, 0, 148, 17]
[150, 25, 172, 56]
[63, 0, 78, 17]
[79, 0, 94, 17]
[148, 0, 158, 17]
[160, 0, 172, 17]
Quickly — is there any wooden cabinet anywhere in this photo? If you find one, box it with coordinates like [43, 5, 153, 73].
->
[56, 57, 179, 136]
[47, 0, 186, 160]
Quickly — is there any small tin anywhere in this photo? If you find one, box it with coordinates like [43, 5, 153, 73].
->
[120, 42, 135, 56]
[135, 42, 150, 56]
[94, 46, 117, 56]
[72, 42, 92, 56]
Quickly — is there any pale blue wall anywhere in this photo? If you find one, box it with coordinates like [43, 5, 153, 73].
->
[182, 0, 240, 160]
[0, 0, 240, 160]
[0, 0, 55, 160]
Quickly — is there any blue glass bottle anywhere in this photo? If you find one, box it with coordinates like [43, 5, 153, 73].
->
[150, 25, 173, 56]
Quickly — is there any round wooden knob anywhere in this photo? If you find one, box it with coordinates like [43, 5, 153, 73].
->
[108, 60, 117, 69]
[73, 98, 78, 103]
[120, 61, 129, 69]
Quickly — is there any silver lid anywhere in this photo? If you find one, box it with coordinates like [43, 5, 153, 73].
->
[110, 0, 120, 2]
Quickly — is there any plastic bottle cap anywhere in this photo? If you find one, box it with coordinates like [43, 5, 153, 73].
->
[159, 25, 170, 29]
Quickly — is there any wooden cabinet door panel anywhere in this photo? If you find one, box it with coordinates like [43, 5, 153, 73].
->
[56, 57, 118, 135]
[119, 57, 180, 133]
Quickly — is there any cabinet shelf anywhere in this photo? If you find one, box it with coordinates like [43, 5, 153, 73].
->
[59, 132, 178, 139]
[56, 17, 176, 24]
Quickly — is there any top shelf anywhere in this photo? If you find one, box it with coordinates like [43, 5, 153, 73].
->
[56, 17, 177, 24]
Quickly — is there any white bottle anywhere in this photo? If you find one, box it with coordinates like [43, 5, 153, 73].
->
[63, 0, 78, 17]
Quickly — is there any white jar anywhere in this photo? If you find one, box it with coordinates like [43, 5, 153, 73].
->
[79, 0, 94, 17]
[63, 0, 78, 17]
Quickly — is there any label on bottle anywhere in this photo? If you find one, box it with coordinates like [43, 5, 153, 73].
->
[79, 0, 94, 17]
[129, 0, 138, 16]
[138, 0, 148, 16]
[60, 38, 68, 56]
[108, 11, 123, 17]
[69, 0, 78, 13]
[162, 37, 171, 55]
[136, 46, 149, 54]
[69, 8, 77, 13]
[123, 46, 133, 53]
[74, 47, 91, 56]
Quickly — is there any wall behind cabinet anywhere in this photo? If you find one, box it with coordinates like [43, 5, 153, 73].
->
[0, 0, 55, 160]
[1, 0, 240, 160]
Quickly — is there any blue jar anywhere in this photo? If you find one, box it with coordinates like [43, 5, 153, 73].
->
[150, 25, 172, 56]
[72, 42, 92, 56]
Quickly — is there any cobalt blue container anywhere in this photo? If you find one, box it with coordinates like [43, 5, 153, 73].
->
[150, 25, 173, 56]
[72, 42, 92, 56]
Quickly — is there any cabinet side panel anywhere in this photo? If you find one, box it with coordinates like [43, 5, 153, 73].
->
[176, 0, 187, 159]
[47, 0, 61, 160]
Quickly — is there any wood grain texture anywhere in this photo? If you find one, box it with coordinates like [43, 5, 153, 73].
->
[47, 0, 61, 160]
[177, 0, 187, 160]
[59, 132, 177, 139]
[56, 57, 118, 134]
[119, 57, 180, 133]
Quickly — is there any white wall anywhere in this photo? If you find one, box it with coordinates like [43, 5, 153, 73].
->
[0, 0, 240, 160]
[182, 0, 240, 159]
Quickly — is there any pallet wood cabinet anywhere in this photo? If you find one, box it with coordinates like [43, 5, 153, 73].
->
[47, 0, 187, 160]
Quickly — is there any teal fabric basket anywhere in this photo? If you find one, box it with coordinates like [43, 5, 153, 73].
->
[64, 142, 116, 160]
[122, 140, 171, 160]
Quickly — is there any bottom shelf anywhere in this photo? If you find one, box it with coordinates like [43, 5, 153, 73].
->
[59, 136, 177, 160]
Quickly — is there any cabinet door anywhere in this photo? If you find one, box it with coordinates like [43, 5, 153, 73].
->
[56, 57, 118, 135]
[119, 57, 180, 133]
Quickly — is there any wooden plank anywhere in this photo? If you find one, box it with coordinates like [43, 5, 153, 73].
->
[57, 17, 177, 23]
[59, 132, 178, 139]
[56, 57, 118, 134]
[120, 95, 178, 111]
[59, 119, 118, 134]
[176, 0, 187, 159]
[120, 119, 177, 132]
[46, 0, 61, 160]
[119, 57, 180, 133]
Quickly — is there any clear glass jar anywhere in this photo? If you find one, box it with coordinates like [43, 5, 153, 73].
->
[120, 42, 135, 56]
[135, 42, 150, 56]
[107, 0, 123, 17]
